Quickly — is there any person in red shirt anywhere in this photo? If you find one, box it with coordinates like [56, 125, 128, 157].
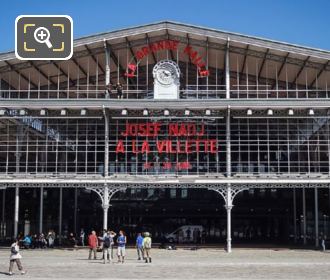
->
[88, 231, 98, 260]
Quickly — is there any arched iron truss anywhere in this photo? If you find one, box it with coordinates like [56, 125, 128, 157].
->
[2, 181, 329, 212]
[85, 185, 126, 207]
[208, 186, 249, 205]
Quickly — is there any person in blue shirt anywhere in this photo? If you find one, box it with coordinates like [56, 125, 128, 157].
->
[22, 235, 32, 249]
[136, 233, 144, 260]
[116, 230, 127, 263]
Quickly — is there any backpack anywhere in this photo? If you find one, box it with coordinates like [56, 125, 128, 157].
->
[144, 237, 151, 249]
[11, 246, 18, 254]
[103, 236, 111, 248]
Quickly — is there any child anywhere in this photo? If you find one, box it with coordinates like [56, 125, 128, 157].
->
[9, 239, 26, 276]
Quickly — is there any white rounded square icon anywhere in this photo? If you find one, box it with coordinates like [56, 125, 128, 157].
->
[15, 15, 73, 60]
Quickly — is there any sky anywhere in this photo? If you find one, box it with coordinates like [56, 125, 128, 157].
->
[0, 0, 330, 53]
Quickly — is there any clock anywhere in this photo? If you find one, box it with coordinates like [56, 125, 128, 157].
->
[156, 67, 175, 85]
[153, 60, 181, 99]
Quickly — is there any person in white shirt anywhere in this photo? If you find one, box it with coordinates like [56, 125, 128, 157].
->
[9, 239, 26, 276]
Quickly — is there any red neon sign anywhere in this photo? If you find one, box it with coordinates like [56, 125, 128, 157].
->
[115, 122, 217, 154]
[125, 40, 210, 77]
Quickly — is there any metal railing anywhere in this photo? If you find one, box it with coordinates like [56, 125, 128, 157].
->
[0, 85, 328, 99]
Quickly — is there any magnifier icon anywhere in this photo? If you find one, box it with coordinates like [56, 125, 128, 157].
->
[34, 27, 53, 49]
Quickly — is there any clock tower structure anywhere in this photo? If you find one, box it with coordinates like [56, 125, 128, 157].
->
[153, 60, 181, 99]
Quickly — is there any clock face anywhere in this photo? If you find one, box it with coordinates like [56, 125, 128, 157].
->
[156, 67, 175, 85]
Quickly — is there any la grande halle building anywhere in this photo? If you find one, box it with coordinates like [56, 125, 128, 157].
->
[1, 21, 330, 251]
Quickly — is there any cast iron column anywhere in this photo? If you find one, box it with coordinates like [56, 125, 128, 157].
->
[225, 38, 230, 99]
[58, 187, 63, 245]
[102, 39, 111, 231]
[14, 187, 19, 238]
[103, 185, 109, 230]
[103, 105, 110, 230]
[14, 126, 22, 238]
[1, 189, 5, 238]
[104, 39, 110, 86]
[226, 106, 232, 253]
[315, 188, 319, 247]
[303, 188, 307, 245]
[225, 38, 232, 253]
[293, 188, 297, 243]
[39, 187, 44, 233]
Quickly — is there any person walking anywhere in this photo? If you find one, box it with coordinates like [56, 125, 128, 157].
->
[136, 233, 144, 260]
[88, 230, 98, 260]
[102, 230, 112, 264]
[69, 232, 77, 248]
[39, 233, 47, 249]
[47, 230, 55, 248]
[321, 234, 326, 252]
[9, 239, 26, 276]
[80, 229, 85, 246]
[109, 230, 116, 260]
[143, 232, 152, 263]
[117, 230, 127, 263]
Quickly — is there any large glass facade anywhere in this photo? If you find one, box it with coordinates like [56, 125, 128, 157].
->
[231, 117, 330, 175]
[1, 22, 330, 244]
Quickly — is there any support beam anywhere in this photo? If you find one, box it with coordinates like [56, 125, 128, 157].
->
[166, 30, 175, 61]
[104, 40, 111, 86]
[240, 45, 249, 74]
[186, 34, 193, 66]
[4, 61, 38, 89]
[103, 107, 110, 230]
[125, 37, 138, 64]
[1, 189, 5, 238]
[1, 35, 329, 75]
[277, 53, 290, 78]
[74, 187, 78, 234]
[14, 186, 19, 238]
[87, 186, 125, 232]
[225, 39, 230, 99]
[72, 57, 88, 78]
[271, 52, 289, 90]
[226, 185, 233, 253]
[291, 56, 310, 86]
[105, 42, 124, 75]
[103, 107, 109, 177]
[226, 106, 231, 176]
[315, 187, 319, 247]
[293, 188, 297, 243]
[146, 34, 157, 64]
[309, 60, 329, 88]
[52, 61, 75, 86]
[39, 187, 44, 233]
[104, 41, 134, 87]
[303, 188, 307, 245]
[226, 106, 232, 252]
[257, 48, 269, 83]
[30, 61, 57, 87]
[58, 187, 63, 245]
[103, 184, 109, 230]
[14, 126, 22, 238]
[85, 44, 106, 74]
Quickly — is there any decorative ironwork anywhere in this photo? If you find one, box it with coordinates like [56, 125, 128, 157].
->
[208, 185, 249, 205]
[1, 182, 330, 189]
[85, 185, 126, 207]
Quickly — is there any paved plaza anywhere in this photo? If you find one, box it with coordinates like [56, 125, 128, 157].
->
[0, 247, 330, 279]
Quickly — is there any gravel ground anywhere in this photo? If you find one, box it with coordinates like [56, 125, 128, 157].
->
[0, 247, 330, 279]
